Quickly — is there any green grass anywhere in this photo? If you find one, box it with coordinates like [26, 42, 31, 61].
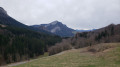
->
[12, 43, 120, 67]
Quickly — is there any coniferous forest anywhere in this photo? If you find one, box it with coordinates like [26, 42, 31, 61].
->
[0, 7, 62, 65]
[0, 25, 61, 65]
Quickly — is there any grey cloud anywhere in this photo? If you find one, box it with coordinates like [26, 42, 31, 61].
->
[0, 0, 120, 29]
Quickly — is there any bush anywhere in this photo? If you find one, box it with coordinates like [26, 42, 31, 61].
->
[49, 39, 72, 56]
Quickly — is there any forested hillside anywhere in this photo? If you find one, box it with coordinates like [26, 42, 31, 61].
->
[49, 24, 120, 55]
[72, 24, 120, 48]
[0, 7, 62, 65]
[0, 25, 61, 65]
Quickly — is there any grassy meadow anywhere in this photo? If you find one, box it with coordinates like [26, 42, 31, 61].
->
[11, 43, 120, 67]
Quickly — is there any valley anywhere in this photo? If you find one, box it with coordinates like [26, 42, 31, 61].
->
[0, 1, 120, 66]
[8, 43, 120, 67]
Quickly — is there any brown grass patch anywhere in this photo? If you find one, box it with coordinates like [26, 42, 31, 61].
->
[87, 43, 119, 53]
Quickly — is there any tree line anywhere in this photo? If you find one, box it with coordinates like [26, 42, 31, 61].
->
[49, 24, 120, 55]
[0, 25, 61, 65]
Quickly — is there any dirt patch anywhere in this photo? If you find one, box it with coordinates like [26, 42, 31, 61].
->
[88, 49, 97, 53]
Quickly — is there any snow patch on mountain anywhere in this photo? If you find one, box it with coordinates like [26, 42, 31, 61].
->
[51, 26, 61, 33]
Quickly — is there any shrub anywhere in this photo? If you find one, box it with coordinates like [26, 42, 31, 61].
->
[48, 39, 72, 56]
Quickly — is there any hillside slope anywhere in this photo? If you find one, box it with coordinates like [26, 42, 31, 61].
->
[32, 21, 75, 37]
[12, 43, 120, 67]
[0, 7, 52, 34]
[0, 7, 62, 65]
[48, 24, 120, 56]
[71, 24, 120, 48]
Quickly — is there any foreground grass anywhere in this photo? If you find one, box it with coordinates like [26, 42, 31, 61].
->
[13, 43, 120, 67]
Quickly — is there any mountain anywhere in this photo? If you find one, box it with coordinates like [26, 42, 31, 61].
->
[0, 7, 28, 28]
[32, 21, 97, 37]
[72, 29, 96, 34]
[0, 7, 53, 35]
[76, 29, 96, 32]
[32, 21, 75, 37]
[0, 7, 62, 65]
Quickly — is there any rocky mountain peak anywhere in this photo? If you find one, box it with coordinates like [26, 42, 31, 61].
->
[32, 21, 75, 37]
[50, 20, 62, 25]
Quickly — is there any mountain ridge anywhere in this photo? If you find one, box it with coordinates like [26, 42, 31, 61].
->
[32, 21, 96, 37]
[0, 7, 54, 35]
[32, 21, 75, 37]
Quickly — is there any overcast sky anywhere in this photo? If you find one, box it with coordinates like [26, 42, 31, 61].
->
[0, 0, 120, 30]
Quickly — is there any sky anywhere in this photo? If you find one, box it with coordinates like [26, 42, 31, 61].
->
[0, 0, 120, 30]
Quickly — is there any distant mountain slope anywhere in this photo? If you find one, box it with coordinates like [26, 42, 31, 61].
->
[72, 24, 120, 48]
[0, 7, 52, 34]
[76, 29, 96, 32]
[32, 21, 75, 37]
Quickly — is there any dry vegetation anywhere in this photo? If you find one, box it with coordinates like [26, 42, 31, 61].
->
[49, 24, 120, 55]
[87, 43, 118, 53]
[49, 39, 72, 55]
[13, 43, 120, 67]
